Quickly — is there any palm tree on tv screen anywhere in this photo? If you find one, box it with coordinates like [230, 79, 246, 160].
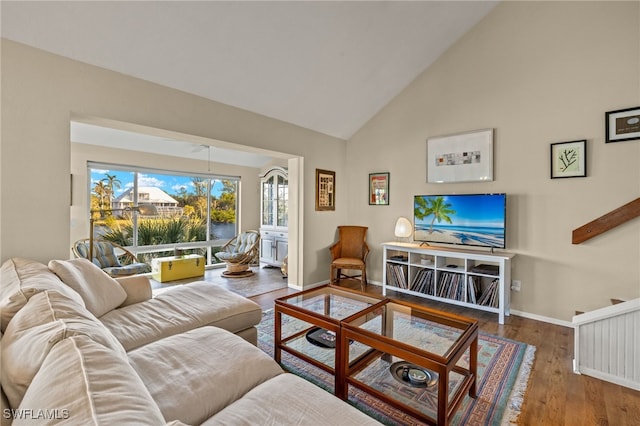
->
[414, 196, 456, 233]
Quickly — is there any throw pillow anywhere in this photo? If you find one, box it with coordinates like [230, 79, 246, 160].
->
[0, 257, 86, 333]
[1, 291, 126, 409]
[48, 258, 127, 317]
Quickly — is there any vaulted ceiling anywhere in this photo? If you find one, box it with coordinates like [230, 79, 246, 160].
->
[1, 1, 498, 141]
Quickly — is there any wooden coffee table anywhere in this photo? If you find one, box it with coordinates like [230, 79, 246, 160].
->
[338, 300, 478, 426]
[274, 284, 384, 391]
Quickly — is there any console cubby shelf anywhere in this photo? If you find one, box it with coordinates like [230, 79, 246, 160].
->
[382, 242, 515, 324]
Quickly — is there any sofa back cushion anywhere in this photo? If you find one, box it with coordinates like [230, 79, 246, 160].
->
[49, 258, 127, 317]
[14, 335, 165, 425]
[1, 291, 126, 409]
[0, 258, 85, 332]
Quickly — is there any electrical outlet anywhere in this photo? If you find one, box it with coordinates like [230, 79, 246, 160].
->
[511, 280, 521, 292]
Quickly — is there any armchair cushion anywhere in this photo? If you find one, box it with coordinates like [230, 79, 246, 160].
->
[73, 239, 151, 277]
[74, 240, 119, 268]
[49, 258, 128, 317]
[215, 231, 259, 261]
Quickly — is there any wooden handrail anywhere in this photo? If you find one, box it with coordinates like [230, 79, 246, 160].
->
[572, 198, 640, 244]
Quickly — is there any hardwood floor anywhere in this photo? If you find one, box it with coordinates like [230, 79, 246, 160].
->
[249, 280, 640, 426]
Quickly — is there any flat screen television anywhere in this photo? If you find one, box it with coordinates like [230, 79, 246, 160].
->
[413, 193, 506, 249]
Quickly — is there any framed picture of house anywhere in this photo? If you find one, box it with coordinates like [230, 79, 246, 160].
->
[369, 172, 389, 205]
[606, 106, 640, 143]
[427, 128, 494, 183]
[550, 139, 587, 179]
[315, 169, 335, 211]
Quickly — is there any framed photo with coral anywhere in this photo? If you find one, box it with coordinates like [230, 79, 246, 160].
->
[606, 106, 640, 143]
[369, 172, 389, 205]
[550, 140, 587, 179]
[315, 169, 335, 211]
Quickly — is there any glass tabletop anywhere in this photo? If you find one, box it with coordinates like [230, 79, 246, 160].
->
[346, 301, 477, 358]
[276, 285, 381, 321]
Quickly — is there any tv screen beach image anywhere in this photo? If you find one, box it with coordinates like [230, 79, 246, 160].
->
[414, 194, 506, 249]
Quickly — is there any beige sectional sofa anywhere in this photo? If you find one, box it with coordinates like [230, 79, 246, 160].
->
[0, 257, 380, 425]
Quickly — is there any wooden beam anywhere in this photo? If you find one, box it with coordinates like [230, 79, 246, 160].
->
[572, 198, 640, 244]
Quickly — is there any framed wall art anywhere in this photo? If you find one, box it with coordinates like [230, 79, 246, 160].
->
[550, 139, 587, 179]
[427, 128, 494, 183]
[315, 169, 335, 211]
[606, 106, 640, 143]
[369, 172, 389, 205]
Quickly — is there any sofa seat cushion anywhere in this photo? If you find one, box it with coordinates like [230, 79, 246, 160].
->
[128, 326, 283, 425]
[1, 291, 126, 408]
[99, 282, 262, 351]
[14, 335, 165, 425]
[49, 258, 128, 317]
[0, 258, 85, 332]
[205, 373, 382, 426]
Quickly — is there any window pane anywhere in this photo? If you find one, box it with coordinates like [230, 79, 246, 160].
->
[211, 179, 237, 241]
[262, 176, 274, 227]
[89, 166, 239, 266]
[90, 169, 135, 246]
[277, 175, 288, 227]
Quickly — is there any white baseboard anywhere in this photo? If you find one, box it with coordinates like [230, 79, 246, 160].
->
[371, 282, 572, 328]
[507, 310, 573, 328]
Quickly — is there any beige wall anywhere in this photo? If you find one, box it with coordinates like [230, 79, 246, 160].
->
[347, 1, 640, 322]
[0, 39, 349, 286]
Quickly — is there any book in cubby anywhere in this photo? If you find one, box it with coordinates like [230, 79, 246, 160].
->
[436, 272, 465, 301]
[477, 278, 499, 307]
[386, 263, 408, 289]
[467, 276, 481, 304]
[410, 268, 434, 295]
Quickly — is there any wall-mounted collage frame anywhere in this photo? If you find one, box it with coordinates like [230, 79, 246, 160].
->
[315, 169, 335, 211]
[427, 128, 494, 183]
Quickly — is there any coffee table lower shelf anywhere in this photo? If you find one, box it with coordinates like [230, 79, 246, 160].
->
[341, 346, 476, 426]
[337, 300, 479, 426]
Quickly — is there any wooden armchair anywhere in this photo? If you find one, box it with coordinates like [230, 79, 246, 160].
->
[329, 226, 369, 291]
[72, 239, 151, 277]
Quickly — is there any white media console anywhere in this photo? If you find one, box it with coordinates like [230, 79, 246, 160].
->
[382, 242, 515, 324]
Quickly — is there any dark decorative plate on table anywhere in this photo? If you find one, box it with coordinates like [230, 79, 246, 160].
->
[389, 361, 438, 388]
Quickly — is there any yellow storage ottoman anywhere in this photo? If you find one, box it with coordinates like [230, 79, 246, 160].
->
[152, 254, 205, 282]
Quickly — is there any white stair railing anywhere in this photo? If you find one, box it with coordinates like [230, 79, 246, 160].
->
[573, 298, 640, 391]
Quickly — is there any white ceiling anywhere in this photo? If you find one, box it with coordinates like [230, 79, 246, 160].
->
[1, 1, 498, 142]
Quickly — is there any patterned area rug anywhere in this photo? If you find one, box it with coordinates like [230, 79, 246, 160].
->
[257, 310, 535, 426]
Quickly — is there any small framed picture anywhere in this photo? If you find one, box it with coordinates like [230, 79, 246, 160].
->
[550, 140, 587, 179]
[369, 172, 389, 205]
[605, 106, 640, 143]
[315, 169, 335, 211]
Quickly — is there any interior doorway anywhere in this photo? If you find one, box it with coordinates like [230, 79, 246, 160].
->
[70, 115, 304, 287]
